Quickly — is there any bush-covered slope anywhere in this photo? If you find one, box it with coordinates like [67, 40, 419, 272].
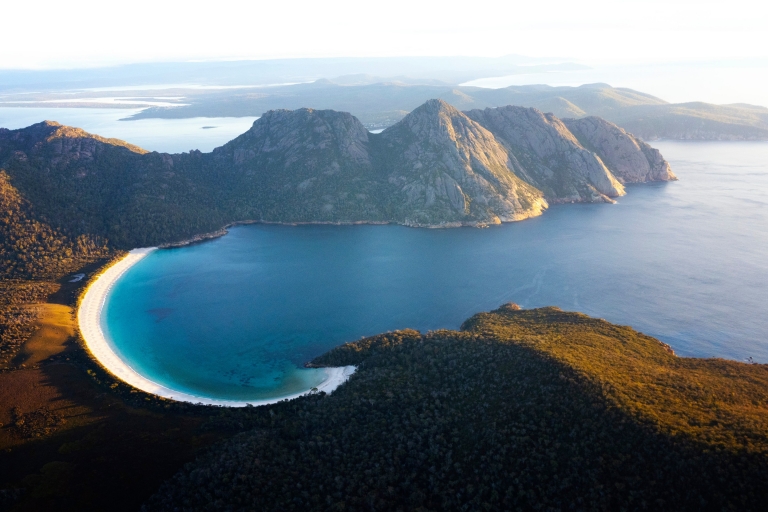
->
[0, 170, 108, 279]
[0, 122, 232, 248]
[145, 306, 768, 511]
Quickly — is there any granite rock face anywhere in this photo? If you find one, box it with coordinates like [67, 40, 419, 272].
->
[465, 106, 625, 203]
[564, 116, 677, 183]
[375, 100, 547, 226]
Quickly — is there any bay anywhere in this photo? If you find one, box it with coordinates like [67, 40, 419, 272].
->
[104, 141, 768, 401]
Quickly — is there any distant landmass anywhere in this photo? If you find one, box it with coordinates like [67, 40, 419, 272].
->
[124, 81, 768, 140]
[0, 56, 585, 91]
[0, 100, 673, 265]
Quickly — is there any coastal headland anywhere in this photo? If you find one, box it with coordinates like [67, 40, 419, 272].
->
[77, 248, 356, 406]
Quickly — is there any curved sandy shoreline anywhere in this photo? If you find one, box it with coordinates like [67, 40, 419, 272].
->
[78, 248, 356, 407]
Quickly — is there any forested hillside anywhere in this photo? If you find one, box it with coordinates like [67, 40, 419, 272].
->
[145, 305, 768, 511]
[0, 171, 108, 280]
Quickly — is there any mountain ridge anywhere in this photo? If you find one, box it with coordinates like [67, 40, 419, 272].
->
[0, 100, 674, 257]
[118, 81, 768, 140]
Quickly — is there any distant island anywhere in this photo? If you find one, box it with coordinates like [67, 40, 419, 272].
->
[0, 99, 673, 270]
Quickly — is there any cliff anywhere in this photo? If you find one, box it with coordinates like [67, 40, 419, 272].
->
[564, 116, 677, 183]
[373, 100, 547, 225]
[465, 106, 625, 203]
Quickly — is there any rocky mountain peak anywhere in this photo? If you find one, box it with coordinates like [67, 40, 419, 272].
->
[219, 107, 371, 167]
[377, 100, 547, 225]
[465, 105, 626, 202]
[0, 121, 148, 155]
[0, 99, 676, 248]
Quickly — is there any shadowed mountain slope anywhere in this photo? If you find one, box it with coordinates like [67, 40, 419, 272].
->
[0, 171, 108, 279]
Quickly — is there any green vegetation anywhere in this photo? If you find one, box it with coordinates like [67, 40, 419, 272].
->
[0, 171, 108, 280]
[145, 305, 768, 511]
[0, 170, 110, 365]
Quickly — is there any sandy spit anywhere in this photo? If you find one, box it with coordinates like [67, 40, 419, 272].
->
[77, 248, 356, 407]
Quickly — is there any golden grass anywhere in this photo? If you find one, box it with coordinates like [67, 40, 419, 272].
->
[464, 305, 768, 452]
[14, 304, 75, 367]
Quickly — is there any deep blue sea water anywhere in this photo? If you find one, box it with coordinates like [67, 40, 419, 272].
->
[103, 141, 768, 401]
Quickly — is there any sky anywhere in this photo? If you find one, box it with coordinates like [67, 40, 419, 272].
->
[2, 0, 766, 69]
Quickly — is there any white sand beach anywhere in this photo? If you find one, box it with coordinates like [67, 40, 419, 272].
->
[77, 248, 356, 407]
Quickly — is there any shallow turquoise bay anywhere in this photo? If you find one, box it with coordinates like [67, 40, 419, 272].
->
[103, 141, 768, 401]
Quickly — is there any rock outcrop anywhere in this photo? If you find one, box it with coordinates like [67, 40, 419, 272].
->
[465, 106, 625, 203]
[564, 117, 676, 183]
[374, 100, 546, 225]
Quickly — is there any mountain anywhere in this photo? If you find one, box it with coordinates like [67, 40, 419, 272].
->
[119, 81, 768, 140]
[0, 171, 108, 279]
[0, 101, 673, 253]
[564, 116, 675, 183]
[373, 100, 546, 225]
[465, 106, 625, 202]
[0, 121, 232, 249]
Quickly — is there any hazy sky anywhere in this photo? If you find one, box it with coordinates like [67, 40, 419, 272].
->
[2, 0, 766, 69]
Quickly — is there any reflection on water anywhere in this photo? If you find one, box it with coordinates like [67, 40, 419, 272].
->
[104, 141, 768, 401]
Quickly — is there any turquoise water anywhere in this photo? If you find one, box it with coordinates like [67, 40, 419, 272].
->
[103, 141, 768, 401]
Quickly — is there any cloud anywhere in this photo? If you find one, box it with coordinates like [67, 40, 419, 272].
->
[1, 0, 765, 69]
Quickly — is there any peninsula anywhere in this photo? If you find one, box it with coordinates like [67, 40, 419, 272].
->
[0, 99, 674, 255]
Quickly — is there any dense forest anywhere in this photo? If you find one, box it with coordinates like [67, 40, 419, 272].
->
[145, 305, 768, 511]
[0, 170, 109, 366]
[0, 171, 108, 280]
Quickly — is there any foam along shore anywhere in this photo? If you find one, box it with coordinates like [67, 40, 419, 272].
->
[78, 248, 356, 407]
